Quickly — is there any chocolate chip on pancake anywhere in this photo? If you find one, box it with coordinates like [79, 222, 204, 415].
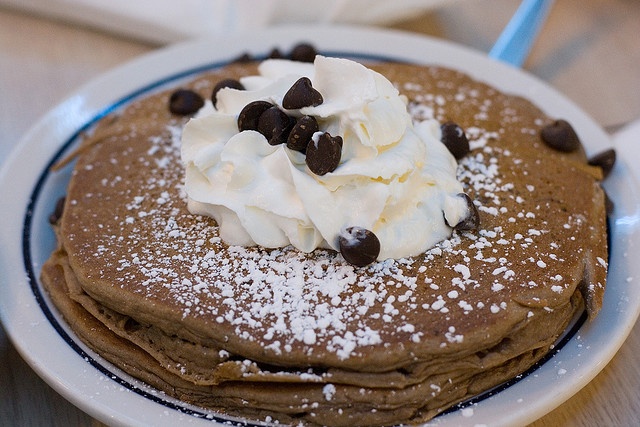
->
[287, 115, 319, 152]
[48, 196, 66, 225]
[257, 106, 295, 146]
[605, 190, 615, 214]
[440, 121, 470, 160]
[211, 78, 245, 107]
[268, 48, 284, 59]
[306, 132, 342, 175]
[588, 148, 616, 178]
[282, 77, 324, 110]
[237, 100, 273, 132]
[452, 193, 480, 231]
[288, 43, 317, 63]
[231, 52, 253, 63]
[540, 119, 581, 152]
[169, 89, 204, 115]
[339, 227, 381, 267]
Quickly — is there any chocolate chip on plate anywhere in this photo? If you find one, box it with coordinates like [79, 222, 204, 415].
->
[282, 77, 324, 110]
[339, 226, 380, 267]
[540, 119, 581, 152]
[451, 193, 480, 231]
[287, 115, 319, 152]
[169, 89, 204, 115]
[289, 43, 317, 63]
[211, 78, 245, 107]
[257, 106, 295, 145]
[238, 100, 273, 132]
[306, 132, 342, 175]
[588, 148, 616, 178]
[440, 121, 470, 160]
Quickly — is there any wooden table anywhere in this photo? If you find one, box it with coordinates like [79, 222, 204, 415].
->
[1, 1, 639, 425]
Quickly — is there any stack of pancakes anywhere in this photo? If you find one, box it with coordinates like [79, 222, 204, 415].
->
[42, 60, 608, 426]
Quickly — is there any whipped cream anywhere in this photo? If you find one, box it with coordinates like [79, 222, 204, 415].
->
[181, 56, 468, 261]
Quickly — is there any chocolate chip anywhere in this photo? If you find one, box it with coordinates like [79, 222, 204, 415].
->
[257, 106, 295, 145]
[268, 48, 284, 59]
[588, 148, 616, 178]
[211, 78, 245, 107]
[306, 132, 342, 175]
[540, 119, 581, 152]
[289, 43, 317, 63]
[169, 89, 204, 115]
[282, 77, 324, 110]
[440, 121, 470, 160]
[238, 100, 273, 132]
[452, 193, 480, 231]
[231, 52, 253, 63]
[48, 196, 66, 225]
[287, 115, 319, 152]
[339, 227, 380, 267]
[604, 190, 614, 215]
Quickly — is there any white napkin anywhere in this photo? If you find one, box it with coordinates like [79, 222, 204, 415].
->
[1, 0, 449, 44]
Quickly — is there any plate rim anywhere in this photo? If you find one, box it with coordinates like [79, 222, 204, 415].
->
[1, 24, 639, 427]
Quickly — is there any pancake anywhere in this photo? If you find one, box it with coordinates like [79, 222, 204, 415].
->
[41, 56, 608, 426]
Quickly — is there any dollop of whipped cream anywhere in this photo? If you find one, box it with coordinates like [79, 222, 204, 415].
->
[181, 55, 468, 261]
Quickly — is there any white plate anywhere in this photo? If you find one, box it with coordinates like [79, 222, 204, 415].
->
[1, 25, 639, 427]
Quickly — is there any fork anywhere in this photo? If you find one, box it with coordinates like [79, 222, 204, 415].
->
[488, 0, 556, 67]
